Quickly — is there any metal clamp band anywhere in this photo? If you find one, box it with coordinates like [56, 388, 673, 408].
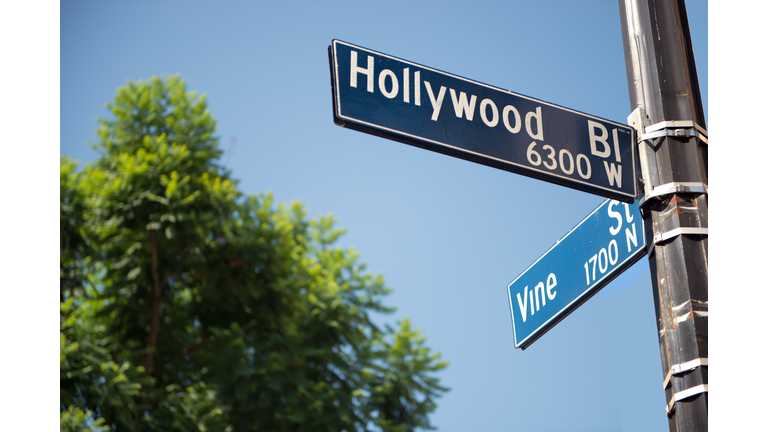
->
[663, 358, 708, 390]
[666, 384, 708, 416]
[654, 227, 708, 245]
[646, 120, 708, 136]
[641, 129, 702, 142]
[639, 182, 708, 208]
[641, 120, 708, 145]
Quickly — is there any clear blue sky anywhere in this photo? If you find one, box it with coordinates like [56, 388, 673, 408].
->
[9, 0, 765, 430]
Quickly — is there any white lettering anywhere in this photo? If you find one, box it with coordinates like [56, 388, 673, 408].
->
[588, 120, 611, 158]
[350, 51, 374, 93]
[623, 203, 634, 224]
[503, 105, 521, 133]
[403, 68, 410, 103]
[518, 273, 558, 322]
[424, 81, 447, 121]
[450, 89, 477, 121]
[559, 149, 574, 175]
[542, 145, 557, 170]
[527, 142, 542, 166]
[603, 161, 622, 188]
[598, 248, 608, 273]
[608, 239, 619, 265]
[584, 261, 591, 285]
[479, 98, 499, 127]
[612, 128, 622, 162]
[608, 200, 622, 235]
[546, 273, 557, 301]
[577, 154, 592, 179]
[534, 282, 546, 311]
[516, 286, 529, 323]
[625, 223, 638, 252]
[589, 254, 597, 281]
[529, 289, 535, 316]
[378, 69, 398, 99]
[525, 107, 544, 140]
[414, 71, 421, 106]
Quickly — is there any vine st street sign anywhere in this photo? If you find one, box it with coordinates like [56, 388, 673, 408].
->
[507, 199, 646, 349]
[329, 40, 637, 202]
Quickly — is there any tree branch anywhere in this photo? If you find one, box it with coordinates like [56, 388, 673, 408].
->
[70, 249, 77, 299]
[143, 229, 162, 377]
[177, 335, 211, 360]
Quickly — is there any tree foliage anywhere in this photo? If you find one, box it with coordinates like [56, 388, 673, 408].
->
[60, 76, 448, 431]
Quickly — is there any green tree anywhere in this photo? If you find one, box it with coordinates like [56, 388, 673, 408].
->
[60, 75, 449, 431]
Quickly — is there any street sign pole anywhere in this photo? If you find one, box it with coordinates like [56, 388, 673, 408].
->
[618, 0, 708, 430]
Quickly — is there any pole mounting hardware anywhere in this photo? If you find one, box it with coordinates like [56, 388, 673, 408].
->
[666, 383, 709, 416]
[654, 227, 708, 245]
[639, 181, 708, 208]
[663, 357, 708, 390]
[641, 120, 708, 145]
[646, 226, 708, 256]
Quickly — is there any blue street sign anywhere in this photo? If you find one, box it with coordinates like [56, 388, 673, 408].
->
[507, 199, 646, 349]
[329, 40, 637, 202]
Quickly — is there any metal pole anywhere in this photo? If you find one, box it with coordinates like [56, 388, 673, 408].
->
[618, 1, 708, 431]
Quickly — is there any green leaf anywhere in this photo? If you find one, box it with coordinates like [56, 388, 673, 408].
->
[127, 267, 142, 280]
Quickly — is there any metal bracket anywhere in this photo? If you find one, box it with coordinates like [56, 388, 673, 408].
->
[663, 358, 708, 390]
[666, 384, 709, 416]
[642, 120, 708, 145]
[628, 107, 657, 199]
[639, 182, 709, 208]
[654, 227, 708, 245]
[627, 107, 651, 137]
